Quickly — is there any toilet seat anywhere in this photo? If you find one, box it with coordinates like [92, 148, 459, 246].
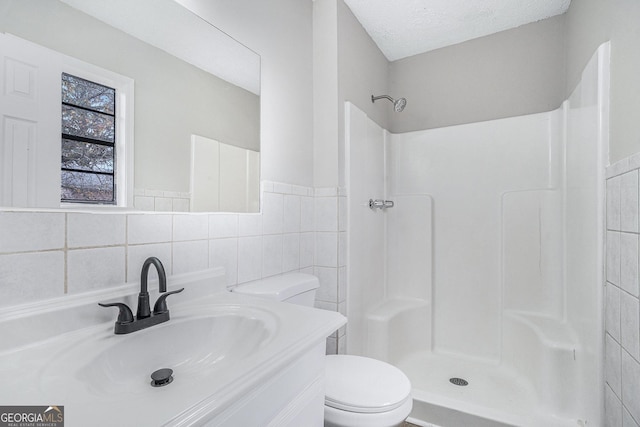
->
[324, 355, 411, 414]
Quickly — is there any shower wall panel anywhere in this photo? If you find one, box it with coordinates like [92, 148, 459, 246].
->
[345, 103, 387, 356]
[564, 43, 609, 424]
[501, 189, 563, 317]
[389, 113, 559, 361]
[386, 194, 432, 301]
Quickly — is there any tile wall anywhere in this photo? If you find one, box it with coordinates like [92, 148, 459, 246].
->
[0, 181, 347, 354]
[313, 187, 347, 354]
[133, 188, 191, 212]
[605, 156, 640, 427]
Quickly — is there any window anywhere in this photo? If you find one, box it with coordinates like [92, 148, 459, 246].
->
[61, 73, 117, 204]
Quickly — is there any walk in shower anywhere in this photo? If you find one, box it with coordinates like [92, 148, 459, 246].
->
[345, 44, 610, 426]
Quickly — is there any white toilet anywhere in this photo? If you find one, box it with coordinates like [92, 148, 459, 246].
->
[233, 273, 412, 427]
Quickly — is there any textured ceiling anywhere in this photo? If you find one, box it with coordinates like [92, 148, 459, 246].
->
[343, 0, 571, 61]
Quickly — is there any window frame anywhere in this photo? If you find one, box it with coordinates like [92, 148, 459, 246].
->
[60, 58, 134, 209]
[61, 72, 117, 204]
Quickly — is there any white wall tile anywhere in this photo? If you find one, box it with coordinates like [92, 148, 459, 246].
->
[314, 266, 338, 302]
[172, 198, 190, 212]
[262, 192, 283, 234]
[314, 300, 338, 311]
[0, 251, 64, 307]
[283, 195, 301, 233]
[338, 232, 347, 267]
[127, 214, 172, 244]
[606, 333, 622, 397]
[620, 233, 639, 296]
[210, 214, 239, 239]
[0, 212, 65, 253]
[315, 232, 338, 267]
[620, 171, 639, 232]
[173, 214, 208, 242]
[238, 236, 262, 283]
[291, 185, 309, 196]
[621, 292, 640, 360]
[315, 187, 338, 197]
[337, 334, 347, 354]
[338, 196, 347, 232]
[127, 243, 172, 283]
[326, 336, 337, 355]
[299, 266, 314, 275]
[67, 213, 126, 248]
[300, 196, 314, 232]
[67, 247, 126, 293]
[155, 197, 173, 212]
[629, 154, 640, 172]
[338, 266, 347, 303]
[299, 232, 314, 268]
[134, 196, 154, 211]
[273, 182, 292, 194]
[173, 240, 209, 275]
[210, 238, 238, 286]
[605, 384, 623, 427]
[315, 197, 338, 232]
[607, 231, 621, 286]
[262, 234, 283, 277]
[606, 283, 622, 341]
[282, 233, 300, 272]
[608, 175, 621, 230]
[0, 181, 322, 319]
[608, 159, 630, 179]
[622, 351, 640, 422]
[261, 181, 274, 193]
[238, 214, 262, 237]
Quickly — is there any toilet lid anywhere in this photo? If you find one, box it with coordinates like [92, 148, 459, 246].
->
[324, 355, 411, 414]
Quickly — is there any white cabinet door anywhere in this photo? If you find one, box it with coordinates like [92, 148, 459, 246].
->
[0, 33, 62, 208]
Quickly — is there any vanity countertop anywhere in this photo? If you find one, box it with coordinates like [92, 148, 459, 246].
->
[0, 268, 345, 426]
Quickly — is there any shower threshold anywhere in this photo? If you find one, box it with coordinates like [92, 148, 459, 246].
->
[397, 351, 581, 427]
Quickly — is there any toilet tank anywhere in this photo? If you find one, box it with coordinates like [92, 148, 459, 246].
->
[232, 273, 319, 307]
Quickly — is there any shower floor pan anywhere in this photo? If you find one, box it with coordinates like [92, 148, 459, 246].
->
[398, 351, 581, 427]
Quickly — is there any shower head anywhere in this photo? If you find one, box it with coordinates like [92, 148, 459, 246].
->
[371, 94, 407, 112]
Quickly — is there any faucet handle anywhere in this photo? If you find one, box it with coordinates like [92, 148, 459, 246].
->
[99, 302, 134, 324]
[153, 288, 185, 314]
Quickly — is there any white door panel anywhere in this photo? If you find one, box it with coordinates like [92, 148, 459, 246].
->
[0, 33, 62, 207]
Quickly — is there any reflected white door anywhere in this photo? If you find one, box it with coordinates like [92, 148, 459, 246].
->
[0, 34, 61, 208]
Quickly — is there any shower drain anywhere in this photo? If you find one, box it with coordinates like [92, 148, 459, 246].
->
[449, 377, 469, 386]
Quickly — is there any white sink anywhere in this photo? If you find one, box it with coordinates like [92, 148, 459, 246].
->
[0, 268, 346, 426]
[39, 306, 278, 397]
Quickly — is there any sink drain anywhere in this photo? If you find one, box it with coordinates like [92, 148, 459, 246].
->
[150, 368, 174, 387]
[449, 377, 468, 386]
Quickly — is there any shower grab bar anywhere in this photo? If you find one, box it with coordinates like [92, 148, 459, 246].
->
[369, 199, 394, 210]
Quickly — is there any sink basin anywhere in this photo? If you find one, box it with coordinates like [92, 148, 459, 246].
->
[39, 306, 278, 397]
[0, 269, 346, 426]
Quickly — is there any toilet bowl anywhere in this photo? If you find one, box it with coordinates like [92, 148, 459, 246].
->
[233, 273, 412, 427]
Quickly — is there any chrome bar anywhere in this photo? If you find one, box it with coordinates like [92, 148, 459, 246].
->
[369, 199, 394, 210]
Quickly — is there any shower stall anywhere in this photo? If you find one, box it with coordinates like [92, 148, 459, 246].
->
[345, 44, 609, 426]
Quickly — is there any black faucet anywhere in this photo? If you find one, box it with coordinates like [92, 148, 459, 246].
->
[99, 257, 184, 334]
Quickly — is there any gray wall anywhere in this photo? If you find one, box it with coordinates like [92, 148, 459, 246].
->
[337, 0, 389, 187]
[565, 0, 640, 164]
[388, 15, 566, 133]
[313, 0, 339, 188]
[384, 0, 640, 164]
[312, 0, 390, 188]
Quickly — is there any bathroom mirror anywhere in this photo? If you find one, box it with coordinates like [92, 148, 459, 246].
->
[0, 0, 260, 212]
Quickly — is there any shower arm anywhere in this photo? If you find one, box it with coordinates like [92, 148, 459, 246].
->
[371, 95, 394, 103]
[371, 94, 406, 112]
